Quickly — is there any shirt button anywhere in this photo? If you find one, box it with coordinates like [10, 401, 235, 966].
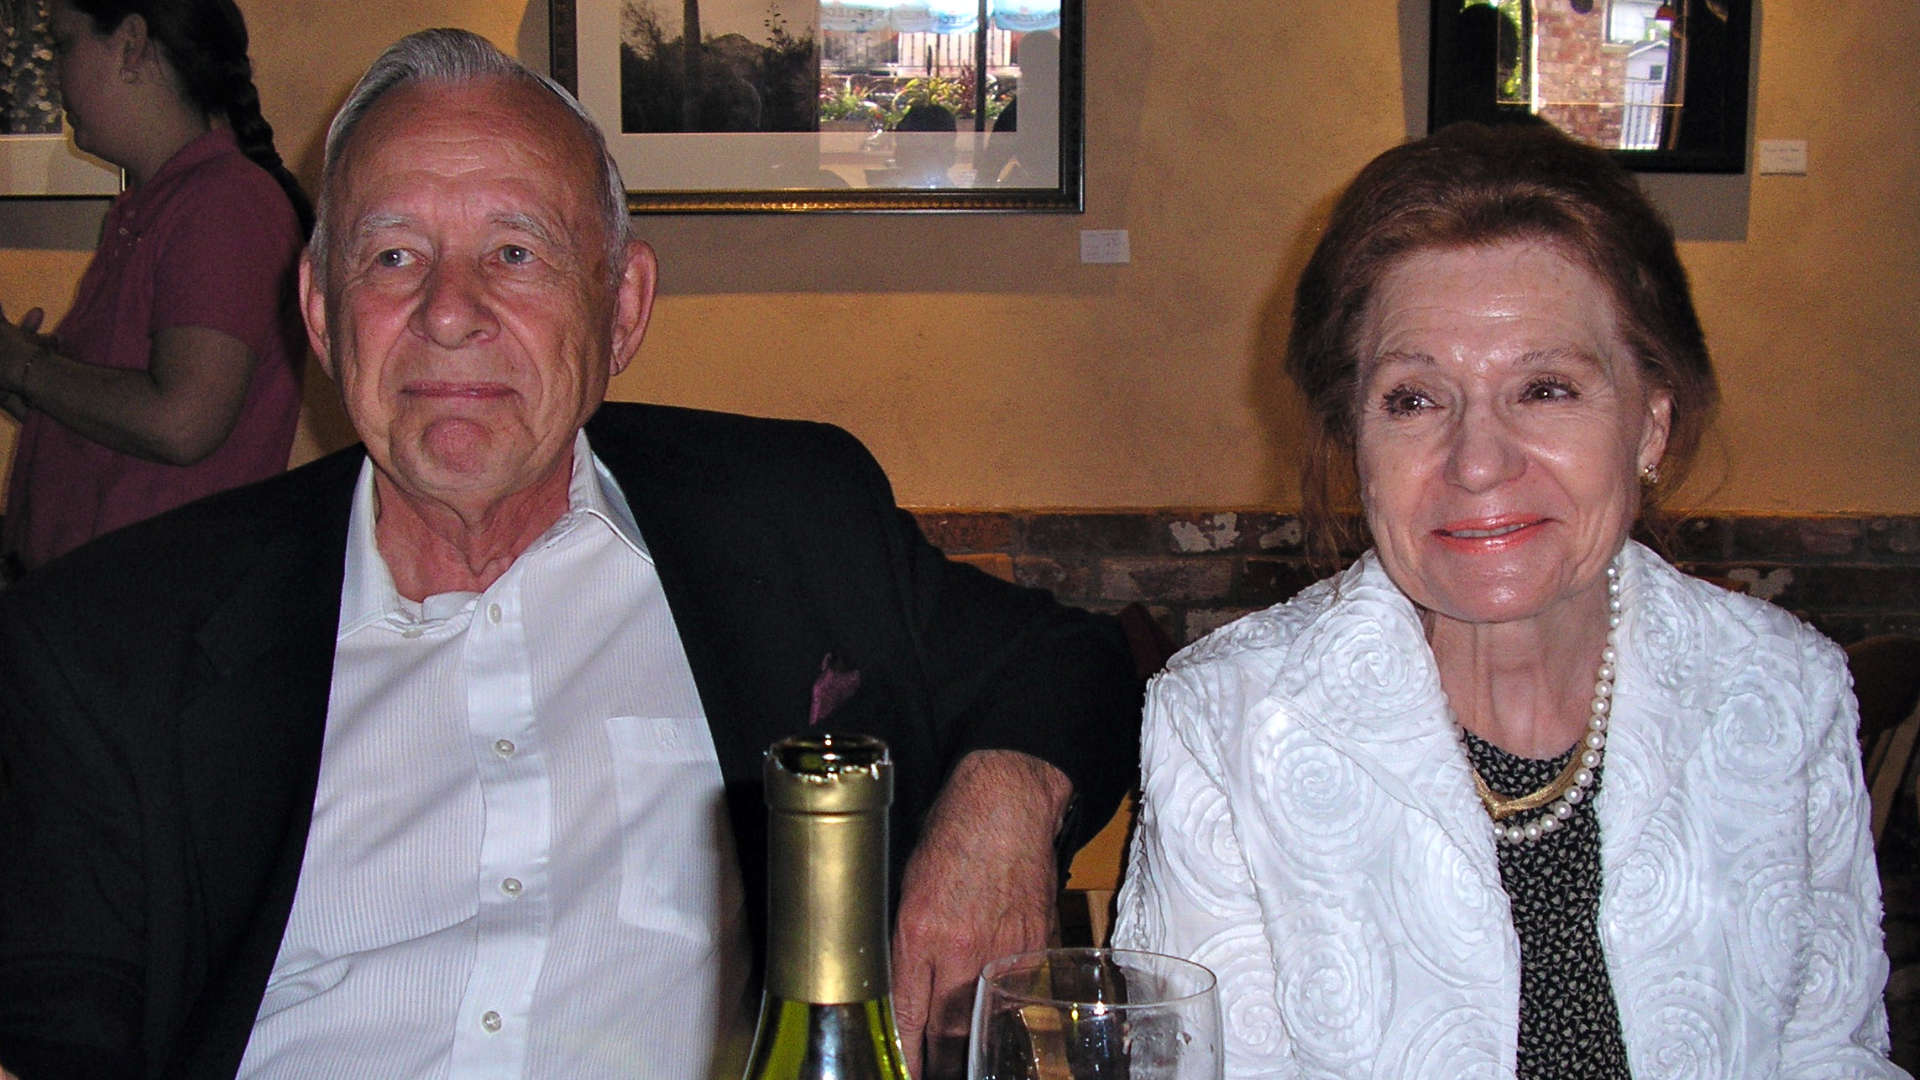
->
[487, 603, 503, 624]
[481, 1010, 503, 1033]
[402, 626, 424, 639]
[500, 877, 523, 898]
[493, 738, 516, 758]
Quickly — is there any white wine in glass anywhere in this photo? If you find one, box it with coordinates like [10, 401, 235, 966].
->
[967, 948, 1221, 1080]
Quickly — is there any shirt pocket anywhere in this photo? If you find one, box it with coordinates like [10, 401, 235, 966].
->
[603, 715, 740, 941]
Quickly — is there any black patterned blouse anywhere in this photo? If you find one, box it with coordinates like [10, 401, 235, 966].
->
[1464, 730, 1633, 1080]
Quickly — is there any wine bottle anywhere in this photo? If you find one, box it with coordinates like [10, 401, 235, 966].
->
[740, 733, 914, 1080]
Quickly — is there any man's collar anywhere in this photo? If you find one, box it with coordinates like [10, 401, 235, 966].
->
[576, 430, 651, 559]
[337, 431, 650, 638]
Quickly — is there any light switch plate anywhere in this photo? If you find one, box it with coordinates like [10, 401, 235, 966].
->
[1080, 229, 1131, 264]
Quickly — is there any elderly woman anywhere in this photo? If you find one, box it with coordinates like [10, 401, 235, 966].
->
[1113, 122, 1902, 1078]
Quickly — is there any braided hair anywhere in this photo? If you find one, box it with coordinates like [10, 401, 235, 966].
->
[69, 0, 313, 236]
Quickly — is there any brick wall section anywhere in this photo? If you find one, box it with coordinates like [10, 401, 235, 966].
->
[1535, 2, 1628, 146]
[916, 510, 1920, 650]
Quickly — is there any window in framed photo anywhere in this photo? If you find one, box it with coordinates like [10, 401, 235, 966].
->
[551, 0, 1084, 212]
[1428, 0, 1751, 173]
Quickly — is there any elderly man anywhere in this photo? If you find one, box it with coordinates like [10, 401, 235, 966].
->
[0, 29, 1138, 1080]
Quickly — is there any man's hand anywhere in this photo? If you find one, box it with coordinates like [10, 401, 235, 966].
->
[891, 749, 1071, 1080]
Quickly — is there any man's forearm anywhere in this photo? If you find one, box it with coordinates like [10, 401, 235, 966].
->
[943, 749, 1072, 843]
[891, 748, 1072, 1079]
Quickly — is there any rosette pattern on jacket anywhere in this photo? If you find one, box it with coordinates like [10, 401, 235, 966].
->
[1114, 541, 1901, 1080]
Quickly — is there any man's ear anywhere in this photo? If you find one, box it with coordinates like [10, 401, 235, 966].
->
[607, 238, 658, 379]
[299, 251, 335, 381]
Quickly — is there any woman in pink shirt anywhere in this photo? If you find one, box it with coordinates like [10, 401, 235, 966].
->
[0, 0, 308, 577]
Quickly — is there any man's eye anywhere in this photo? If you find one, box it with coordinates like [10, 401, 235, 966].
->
[499, 245, 534, 265]
[374, 249, 413, 268]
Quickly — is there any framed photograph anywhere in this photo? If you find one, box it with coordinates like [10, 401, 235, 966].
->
[551, 0, 1083, 212]
[3, 0, 121, 196]
[1429, 0, 1751, 173]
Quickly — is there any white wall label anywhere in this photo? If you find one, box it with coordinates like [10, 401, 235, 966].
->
[1756, 140, 1809, 176]
[1080, 229, 1131, 264]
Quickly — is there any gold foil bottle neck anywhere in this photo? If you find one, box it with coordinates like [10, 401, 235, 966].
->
[762, 733, 894, 1004]
[765, 732, 892, 814]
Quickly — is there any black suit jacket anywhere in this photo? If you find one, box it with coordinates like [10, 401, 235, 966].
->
[0, 402, 1140, 1080]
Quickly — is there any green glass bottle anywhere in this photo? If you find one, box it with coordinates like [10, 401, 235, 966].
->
[740, 733, 914, 1080]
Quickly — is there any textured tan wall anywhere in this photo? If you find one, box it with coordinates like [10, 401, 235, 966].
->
[3, 0, 1916, 513]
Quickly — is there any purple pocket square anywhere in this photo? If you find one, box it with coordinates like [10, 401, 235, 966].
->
[809, 652, 862, 725]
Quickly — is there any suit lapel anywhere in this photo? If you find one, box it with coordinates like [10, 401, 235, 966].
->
[587, 409, 796, 782]
[165, 451, 359, 1079]
[586, 406, 834, 963]
[177, 451, 357, 805]
[177, 508, 347, 833]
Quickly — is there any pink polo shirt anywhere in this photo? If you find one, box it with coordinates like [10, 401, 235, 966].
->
[3, 129, 304, 571]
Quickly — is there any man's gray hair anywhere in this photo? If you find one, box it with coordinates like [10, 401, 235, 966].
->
[309, 28, 632, 282]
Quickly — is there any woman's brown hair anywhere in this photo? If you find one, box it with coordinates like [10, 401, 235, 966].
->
[1286, 121, 1718, 561]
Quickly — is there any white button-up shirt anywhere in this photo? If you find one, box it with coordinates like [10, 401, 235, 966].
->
[238, 434, 754, 1079]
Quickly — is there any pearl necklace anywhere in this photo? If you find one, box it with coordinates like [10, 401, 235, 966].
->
[1466, 555, 1621, 847]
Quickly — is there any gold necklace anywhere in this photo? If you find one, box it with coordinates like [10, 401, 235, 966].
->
[1473, 752, 1587, 821]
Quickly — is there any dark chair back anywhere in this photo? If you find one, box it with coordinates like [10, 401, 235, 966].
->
[1846, 634, 1920, 844]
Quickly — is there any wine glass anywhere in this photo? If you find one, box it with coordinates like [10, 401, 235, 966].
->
[967, 947, 1222, 1080]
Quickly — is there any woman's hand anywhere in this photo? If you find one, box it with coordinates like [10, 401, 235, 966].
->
[0, 304, 51, 421]
[0, 303, 49, 390]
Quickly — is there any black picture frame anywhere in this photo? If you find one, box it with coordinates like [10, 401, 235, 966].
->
[550, 0, 1084, 212]
[1428, 0, 1751, 173]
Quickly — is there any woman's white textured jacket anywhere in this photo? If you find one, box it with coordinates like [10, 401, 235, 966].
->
[1114, 542, 1903, 1079]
